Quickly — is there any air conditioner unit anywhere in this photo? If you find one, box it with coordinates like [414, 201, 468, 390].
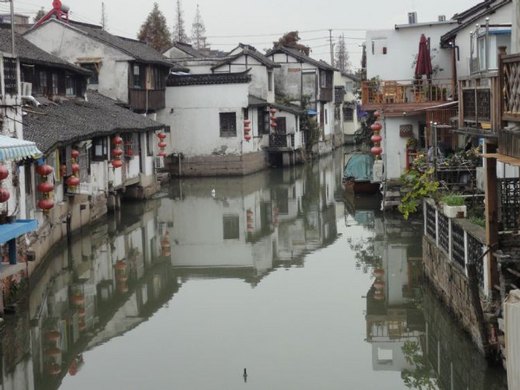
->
[154, 156, 165, 169]
[21, 82, 32, 96]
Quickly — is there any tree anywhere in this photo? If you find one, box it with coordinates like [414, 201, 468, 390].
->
[274, 31, 310, 55]
[191, 4, 208, 50]
[137, 3, 171, 52]
[335, 34, 351, 73]
[34, 7, 46, 23]
[172, 0, 189, 43]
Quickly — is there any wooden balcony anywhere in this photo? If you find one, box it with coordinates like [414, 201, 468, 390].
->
[361, 79, 453, 112]
[128, 88, 165, 112]
[499, 54, 520, 158]
[319, 87, 333, 102]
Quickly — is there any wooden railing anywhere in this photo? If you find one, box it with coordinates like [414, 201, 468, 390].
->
[500, 53, 520, 121]
[361, 79, 453, 105]
[128, 89, 165, 111]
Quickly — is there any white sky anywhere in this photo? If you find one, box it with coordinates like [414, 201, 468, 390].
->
[7, 0, 481, 68]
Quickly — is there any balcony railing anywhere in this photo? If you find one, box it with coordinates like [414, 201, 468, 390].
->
[361, 79, 453, 106]
[269, 133, 295, 148]
[500, 53, 520, 121]
[128, 89, 165, 112]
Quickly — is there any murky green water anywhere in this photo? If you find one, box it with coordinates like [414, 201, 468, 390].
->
[0, 149, 508, 389]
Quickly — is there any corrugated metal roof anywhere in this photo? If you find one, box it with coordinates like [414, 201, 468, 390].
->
[0, 135, 41, 161]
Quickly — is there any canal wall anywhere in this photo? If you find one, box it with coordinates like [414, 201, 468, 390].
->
[422, 235, 494, 355]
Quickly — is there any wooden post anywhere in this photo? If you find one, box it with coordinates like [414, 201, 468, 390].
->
[485, 142, 499, 291]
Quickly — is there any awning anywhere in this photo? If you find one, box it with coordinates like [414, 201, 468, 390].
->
[0, 135, 41, 162]
[0, 219, 37, 244]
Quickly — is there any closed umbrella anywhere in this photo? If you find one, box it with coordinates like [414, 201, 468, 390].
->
[415, 34, 432, 79]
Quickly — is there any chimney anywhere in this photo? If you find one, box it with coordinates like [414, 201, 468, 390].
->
[438, 15, 446, 22]
[408, 12, 417, 25]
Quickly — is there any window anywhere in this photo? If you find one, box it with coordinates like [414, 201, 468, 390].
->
[132, 64, 145, 88]
[276, 117, 287, 133]
[268, 70, 273, 92]
[122, 133, 138, 158]
[219, 112, 237, 137]
[382, 47, 387, 55]
[51, 73, 58, 95]
[91, 137, 108, 161]
[258, 108, 270, 134]
[223, 215, 239, 239]
[65, 74, 76, 96]
[38, 71, 48, 96]
[3, 57, 17, 95]
[80, 63, 99, 84]
[343, 106, 354, 121]
[320, 70, 327, 88]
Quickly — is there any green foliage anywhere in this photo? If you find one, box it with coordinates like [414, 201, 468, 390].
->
[401, 341, 438, 389]
[299, 95, 320, 156]
[469, 215, 486, 228]
[398, 168, 439, 220]
[34, 7, 46, 23]
[137, 3, 171, 52]
[441, 193, 465, 206]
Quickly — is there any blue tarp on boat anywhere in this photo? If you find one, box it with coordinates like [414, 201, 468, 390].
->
[343, 153, 374, 181]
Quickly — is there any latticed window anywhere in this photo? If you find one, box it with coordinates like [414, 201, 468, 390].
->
[91, 137, 108, 161]
[3, 57, 17, 95]
[223, 215, 239, 239]
[122, 133, 138, 158]
[219, 112, 236, 137]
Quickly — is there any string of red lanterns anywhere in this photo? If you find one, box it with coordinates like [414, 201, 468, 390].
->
[157, 132, 167, 157]
[243, 119, 252, 142]
[371, 111, 383, 159]
[36, 163, 54, 211]
[270, 108, 277, 129]
[0, 165, 10, 203]
[66, 148, 80, 190]
[112, 135, 123, 168]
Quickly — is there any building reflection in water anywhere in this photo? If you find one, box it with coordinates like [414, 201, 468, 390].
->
[0, 154, 342, 390]
[347, 193, 508, 390]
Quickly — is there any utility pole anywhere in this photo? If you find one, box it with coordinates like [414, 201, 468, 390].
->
[329, 29, 334, 66]
[100, 2, 107, 30]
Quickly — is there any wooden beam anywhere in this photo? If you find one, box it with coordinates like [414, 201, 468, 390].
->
[485, 142, 499, 291]
[481, 153, 520, 167]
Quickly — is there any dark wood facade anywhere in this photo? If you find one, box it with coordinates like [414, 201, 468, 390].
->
[128, 62, 169, 112]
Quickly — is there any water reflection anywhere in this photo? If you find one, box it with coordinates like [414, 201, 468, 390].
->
[347, 193, 507, 389]
[0, 150, 508, 389]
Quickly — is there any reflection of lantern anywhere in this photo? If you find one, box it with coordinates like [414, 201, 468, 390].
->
[47, 363, 61, 376]
[45, 347, 62, 357]
[374, 289, 384, 300]
[36, 164, 53, 176]
[71, 294, 84, 306]
[374, 280, 385, 290]
[243, 119, 252, 142]
[0, 188, 9, 203]
[45, 330, 61, 342]
[66, 176, 80, 188]
[67, 148, 80, 190]
[115, 260, 126, 270]
[246, 209, 254, 233]
[161, 231, 171, 257]
[373, 268, 384, 278]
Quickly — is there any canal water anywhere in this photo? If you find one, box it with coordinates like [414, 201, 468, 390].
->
[0, 149, 508, 389]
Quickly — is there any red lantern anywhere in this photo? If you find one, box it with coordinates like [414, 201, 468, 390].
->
[45, 330, 60, 342]
[112, 148, 123, 157]
[0, 165, 8, 181]
[37, 182, 54, 193]
[38, 198, 54, 210]
[157, 132, 167, 140]
[115, 260, 126, 270]
[158, 141, 167, 148]
[157, 151, 167, 157]
[270, 108, 277, 115]
[373, 268, 384, 278]
[66, 176, 80, 187]
[161, 232, 171, 257]
[71, 294, 84, 306]
[71, 149, 80, 159]
[371, 122, 382, 132]
[112, 159, 123, 168]
[71, 163, 80, 173]
[371, 146, 383, 156]
[47, 363, 61, 376]
[0, 188, 9, 203]
[374, 280, 385, 290]
[371, 134, 382, 143]
[374, 111, 381, 118]
[244, 133, 252, 141]
[112, 135, 123, 145]
[36, 164, 53, 176]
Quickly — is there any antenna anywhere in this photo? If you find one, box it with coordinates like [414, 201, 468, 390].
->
[101, 2, 107, 30]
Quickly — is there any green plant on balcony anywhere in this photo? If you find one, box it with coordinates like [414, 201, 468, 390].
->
[398, 168, 439, 220]
[440, 193, 467, 218]
[440, 193, 465, 206]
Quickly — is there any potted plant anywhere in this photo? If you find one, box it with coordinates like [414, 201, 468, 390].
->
[440, 193, 466, 218]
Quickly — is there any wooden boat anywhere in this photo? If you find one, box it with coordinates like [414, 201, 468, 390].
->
[342, 152, 379, 194]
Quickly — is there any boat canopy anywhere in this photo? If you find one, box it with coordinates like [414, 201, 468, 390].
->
[343, 153, 374, 181]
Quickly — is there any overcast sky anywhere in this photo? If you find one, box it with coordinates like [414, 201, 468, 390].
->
[7, 0, 480, 68]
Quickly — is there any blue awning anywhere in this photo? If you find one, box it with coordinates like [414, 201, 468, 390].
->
[307, 109, 317, 116]
[0, 219, 37, 244]
[0, 135, 41, 162]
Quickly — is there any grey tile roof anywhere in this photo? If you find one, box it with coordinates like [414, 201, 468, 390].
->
[23, 92, 165, 154]
[168, 41, 205, 58]
[0, 26, 90, 75]
[266, 46, 337, 71]
[212, 44, 280, 70]
[53, 20, 175, 67]
[167, 70, 252, 86]
[248, 95, 305, 115]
